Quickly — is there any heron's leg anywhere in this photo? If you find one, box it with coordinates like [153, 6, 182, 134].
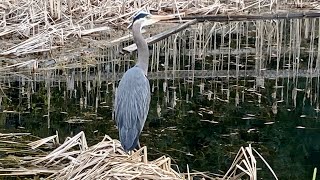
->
[137, 139, 141, 149]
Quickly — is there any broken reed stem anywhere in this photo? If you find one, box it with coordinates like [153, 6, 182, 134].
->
[173, 12, 320, 22]
[123, 19, 198, 53]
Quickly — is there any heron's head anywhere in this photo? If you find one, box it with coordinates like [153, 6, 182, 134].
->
[128, 11, 172, 29]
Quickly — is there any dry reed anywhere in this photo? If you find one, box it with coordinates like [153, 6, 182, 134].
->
[0, 131, 278, 179]
[0, 0, 318, 70]
[31, 131, 182, 179]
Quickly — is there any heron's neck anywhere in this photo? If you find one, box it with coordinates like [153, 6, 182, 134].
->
[132, 23, 149, 75]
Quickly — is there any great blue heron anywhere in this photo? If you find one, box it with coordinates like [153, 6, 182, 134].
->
[115, 11, 169, 152]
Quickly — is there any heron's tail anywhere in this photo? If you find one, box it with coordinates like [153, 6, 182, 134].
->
[119, 128, 139, 152]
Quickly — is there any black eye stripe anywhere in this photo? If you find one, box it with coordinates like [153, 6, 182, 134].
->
[133, 13, 148, 22]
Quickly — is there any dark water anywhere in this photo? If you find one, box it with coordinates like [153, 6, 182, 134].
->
[1, 19, 320, 179]
[1, 75, 319, 179]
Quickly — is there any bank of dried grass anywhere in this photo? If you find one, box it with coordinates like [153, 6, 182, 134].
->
[0, 131, 278, 179]
[0, 0, 319, 69]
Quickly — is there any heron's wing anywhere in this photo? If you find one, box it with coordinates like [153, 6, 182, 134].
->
[114, 67, 151, 151]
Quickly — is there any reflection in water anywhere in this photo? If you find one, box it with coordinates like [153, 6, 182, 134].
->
[0, 18, 320, 179]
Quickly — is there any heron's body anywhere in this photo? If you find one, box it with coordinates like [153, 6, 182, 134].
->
[115, 11, 153, 152]
[115, 66, 150, 151]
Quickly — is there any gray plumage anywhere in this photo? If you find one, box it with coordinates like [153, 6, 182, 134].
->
[115, 67, 150, 151]
[115, 11, 151, 152]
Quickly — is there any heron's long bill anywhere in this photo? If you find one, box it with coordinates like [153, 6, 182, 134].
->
[127, 14, 175, 29]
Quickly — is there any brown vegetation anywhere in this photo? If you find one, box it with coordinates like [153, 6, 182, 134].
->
[0, 0, 318, 70]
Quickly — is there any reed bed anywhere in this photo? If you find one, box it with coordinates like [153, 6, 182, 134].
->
[0, 0, 318, 68]
[0, 131, 279, 179]
[31, 131, 184, 179]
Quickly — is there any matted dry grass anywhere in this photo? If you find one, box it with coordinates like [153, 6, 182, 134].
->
[0, 131, 278, 179]
[0, 0, 318, 58]
[30, 132, 182, 179]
